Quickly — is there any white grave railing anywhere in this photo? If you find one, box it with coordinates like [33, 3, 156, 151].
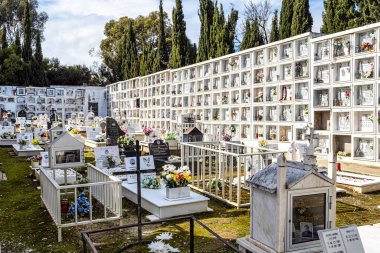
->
[39, 164, 122, 242]
[181, 141, 285, 208]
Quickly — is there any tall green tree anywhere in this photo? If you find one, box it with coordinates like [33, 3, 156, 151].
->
[279, 0, 294, 39]
[357, 0, 380, 25]
[155, 0, 169, 71]
[210, 2, 222, 58]
[291, 0, 313, 36]
[333, 0, 357, 32]
[1, 27, 8, 49]
[22, 0, 32, 86]
[321, 0, 337, 34]
[269, 9, 279, 42]
[170, 0, 189, 68]
[215, 4, 226, 57]
[122, 22, 139, 79]
[14, 29, 22, 56]
[31, 31, 47, 86]
[251, 18, 264, 47]
[196, 0, 214, 62]
[223, 8, 239, 54]
[142, 42, 155, 75]
[240, 20, 252, 51]
[186, 41, 197, 65]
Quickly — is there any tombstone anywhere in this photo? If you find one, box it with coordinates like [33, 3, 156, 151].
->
[46, 132, 85, 169]
[77, 111, 84, 126]
[17, 110, 26, 118]
[183, 127, 203, 142]
[105, 117, 125, 146]
[85, 111, 95, 126]
[237, 127, 336, 253]
[94, 146, 120, 168]
[149, 139, 180, 169]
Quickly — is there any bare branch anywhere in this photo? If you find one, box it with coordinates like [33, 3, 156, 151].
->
[244, 0, 272, 44]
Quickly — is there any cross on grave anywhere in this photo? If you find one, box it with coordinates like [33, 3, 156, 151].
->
[302, 126, 319, 167]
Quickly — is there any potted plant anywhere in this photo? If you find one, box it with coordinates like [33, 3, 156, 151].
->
[142, 176, 161, 189]
[31, 138, 40, 148]
[1, 132, 13, 140]
[40, 131, 49, 142]
[161, 165, 191, 199]
[258, 139, 268, 148]
[164, 132, 178, 149]
[143, 126, 154, 141]
[24, 123, 32, 131]
[28, 155, 42, 168]
[18, 139, 27, 149]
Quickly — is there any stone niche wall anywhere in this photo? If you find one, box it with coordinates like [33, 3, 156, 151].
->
[314, 111, 330, 131]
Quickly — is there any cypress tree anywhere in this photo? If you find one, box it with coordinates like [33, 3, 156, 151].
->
[140, 42, 149, 76]
[123, 22, 139, 79]
[210, 2, 221, 58]
[224, 8, 238, 54]
[31, 31, 47, 86]
[186, 41, 197, 65]
[197, 0, 214, 62]
[170, 0, 188, 68]
[147, 43, 155, 74]
[22, 0, 32, 86]
[155, 0, 169, 71]
[321, 0, 337, 34]
[363, 0, 380, 23]
[22, 0, 32, 62]
[215, 4, 226, 57]
[1, 27, 8, 49]
[251, 18, 264, 47]
[279, 0, 294, 39]
[291, 0, 313, 36]
[334, 0, 357, 32]
[240, 20, 252, 51]
[269, 10, 279, 42]
[15, 29, 22, 56]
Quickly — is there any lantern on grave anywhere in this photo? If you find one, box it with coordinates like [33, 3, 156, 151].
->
[77, 112, 85, 126]
[85, 111, 95, 127]
[182, 127, 203, 142]
[237, 128, 336, 253]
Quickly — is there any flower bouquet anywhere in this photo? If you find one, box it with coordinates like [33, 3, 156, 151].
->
[161, 165, 191, 199]
[221, 134, 232, 142]
[40, 131, 49, 142]
[148, 233, 179, 253]
[18, 139, 27, 149]
[142, 176, 161, 189]
[143, 126, 154, 136]
[1, 131, 14, 139]
[69, 192, 90, 217]
[107, 156, 116, 168]
[31, 138, 40, 147]
[258, 139, 268, 148]
[70, 129, 81, 136]
[28, 155, 42, 168]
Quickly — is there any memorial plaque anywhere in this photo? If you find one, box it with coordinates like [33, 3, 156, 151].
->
[124, 155, 156, 184]
[94, 146, 120, 168]
[16, 133, 33, 143]
[17, 110, 26, 118]
[0, 126, 14, 135]
[318, 225, 365, 253]
[149, 139, 170, 159]
[86, 127, 102, 141]
[105, 117, 125, 146]
[40, 151, 49, 167]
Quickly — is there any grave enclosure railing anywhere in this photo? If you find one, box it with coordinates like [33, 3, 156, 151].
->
[82, 215, 242, 253]
[39, 164, 122, 242]
[181, 141, 285, 208]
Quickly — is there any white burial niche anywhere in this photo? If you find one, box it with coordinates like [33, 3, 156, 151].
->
[238, 141, 335, 253]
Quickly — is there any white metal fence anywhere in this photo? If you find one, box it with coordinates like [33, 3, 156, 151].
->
[181, 141, 285, 208]
[40, 164, 122, 241]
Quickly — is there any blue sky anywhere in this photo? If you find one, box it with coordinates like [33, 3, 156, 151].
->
[39, 0, 324, 66]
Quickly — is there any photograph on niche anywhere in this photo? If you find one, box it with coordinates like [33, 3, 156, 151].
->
[55, 149, 81, 164]
[16, 87, 26, 96]
[46, 88, 56, 97]
[300, 222, 313, 239]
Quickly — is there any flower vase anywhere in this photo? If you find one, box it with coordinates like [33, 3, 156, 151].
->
[31, 161, 39, 168]
[144, 135, 149, 142]
[166, 186, 190, 199]
[41, 136, 48, 142]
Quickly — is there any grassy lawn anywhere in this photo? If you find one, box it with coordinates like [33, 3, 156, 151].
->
[0, 147, 379, 252]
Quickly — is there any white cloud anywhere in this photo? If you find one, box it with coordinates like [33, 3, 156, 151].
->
[39, 0, 324, 66]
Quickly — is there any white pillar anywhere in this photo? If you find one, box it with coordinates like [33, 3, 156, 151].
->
[276, 154, 287, 252]
[327, 152, 337, 228]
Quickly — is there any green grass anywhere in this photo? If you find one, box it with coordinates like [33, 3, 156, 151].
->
[0, 147, 379, 252]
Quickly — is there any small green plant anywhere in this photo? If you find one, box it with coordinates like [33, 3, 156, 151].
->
[165, 132, 177, 141]
[18, 139, 27, 146]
